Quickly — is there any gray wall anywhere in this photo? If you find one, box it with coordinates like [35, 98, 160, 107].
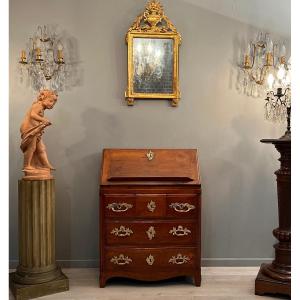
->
[9, 0, 290, 267]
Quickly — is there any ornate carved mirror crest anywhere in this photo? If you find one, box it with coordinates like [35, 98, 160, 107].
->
[125, 0, 182, 107]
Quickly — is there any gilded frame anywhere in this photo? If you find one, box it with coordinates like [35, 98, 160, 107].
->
[125, 0, 182, 107]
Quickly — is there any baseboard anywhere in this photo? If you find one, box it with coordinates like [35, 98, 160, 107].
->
[201, 258, 273, 266]
[9, 258, 273, 269]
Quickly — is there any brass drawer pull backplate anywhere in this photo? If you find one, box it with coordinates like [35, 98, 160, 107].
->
[107, 202, 133, 212]
[169, 225, 191, 236]
[110, 254, 132, 265]
[111, 225, 133, 237]
[169, 202, 195, 213]
[169, 253, 190, 265]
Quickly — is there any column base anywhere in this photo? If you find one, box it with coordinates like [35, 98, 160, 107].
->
[255, 263, 290, 297]
[9, 270, 69, 300]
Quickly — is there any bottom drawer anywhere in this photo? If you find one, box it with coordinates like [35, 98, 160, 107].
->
[104, 247, 198, 271]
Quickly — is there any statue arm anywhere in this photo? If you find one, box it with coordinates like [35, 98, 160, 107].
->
[30, 104, 50, 124]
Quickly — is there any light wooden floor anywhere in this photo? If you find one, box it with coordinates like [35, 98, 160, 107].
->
[9, 267, 289, 300]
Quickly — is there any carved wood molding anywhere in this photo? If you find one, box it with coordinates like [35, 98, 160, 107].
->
[126, 0, 181, 43]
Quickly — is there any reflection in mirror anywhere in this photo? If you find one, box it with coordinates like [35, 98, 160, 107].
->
[133, 38, 174, 94]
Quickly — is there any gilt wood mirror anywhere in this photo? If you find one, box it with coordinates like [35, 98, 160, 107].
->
[125, 0, 182, 107]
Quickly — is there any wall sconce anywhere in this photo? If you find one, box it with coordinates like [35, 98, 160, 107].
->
[239, 32, 290, 98]
[18, 25, 67, 92]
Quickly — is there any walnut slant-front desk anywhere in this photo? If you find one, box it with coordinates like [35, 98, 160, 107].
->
[99, 149, 201, 287]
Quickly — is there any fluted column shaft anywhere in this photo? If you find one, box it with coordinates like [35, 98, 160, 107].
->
[14, 179, 61, 285]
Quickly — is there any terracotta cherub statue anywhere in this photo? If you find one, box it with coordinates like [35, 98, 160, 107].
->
[20, 89, 58, 180]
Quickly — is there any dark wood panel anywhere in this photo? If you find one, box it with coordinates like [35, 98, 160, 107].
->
[105, 220, 197, 245]
[101, 186, 201, 194]
[103, 194, 199, 219]
[100, 269, 200, 284]
[104, 247, 198, 272]
[100, 149, 200, 185]
[135, 194, 166, 217]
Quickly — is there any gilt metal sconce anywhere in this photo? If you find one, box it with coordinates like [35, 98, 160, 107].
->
[18, 25, 68, 92]
[239, 32, 290, 98]
[239, 32, 291, 137]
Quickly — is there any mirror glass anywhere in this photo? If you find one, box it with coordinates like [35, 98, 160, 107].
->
[133, 38, 174, 94]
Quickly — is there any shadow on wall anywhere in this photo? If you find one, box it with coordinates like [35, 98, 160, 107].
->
[202, 112, 277, 259]
[60, 28, 84, 91]
[229, 32, 249, 93]
[47, 24, 84, 92]
[54, 107, 124, 263]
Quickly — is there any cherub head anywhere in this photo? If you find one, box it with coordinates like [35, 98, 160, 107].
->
[37, 89, 58, 109]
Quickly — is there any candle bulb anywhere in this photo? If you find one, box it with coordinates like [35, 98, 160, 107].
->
[243, 44, 252, 69]
[35, 38, 41, 49]
[21, 50, 26, 59]
[265, 38, 273, 66]
[34, 37, 43, 61]
[57, 50, 64, 60]
[280, 44, 286, 64]
[284, 72, 291, 86]
[57, 41, 63, 51]
[42, 25, 49, 41]
[277, 65, 286, 81]
[257, 32, 263, 43]
[280, 44, 286, 57]
[20, 50, 27, 64]
[57, 41, 64, 64]
[266, 39, 273, 53]
[267, 73, 274, 90]
[35, 47, 43, 61]
[246, 44, 251, 56]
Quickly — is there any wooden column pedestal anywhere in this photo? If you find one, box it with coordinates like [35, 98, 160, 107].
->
[255, 137, 291, 297]
[10, 179, 69, 300]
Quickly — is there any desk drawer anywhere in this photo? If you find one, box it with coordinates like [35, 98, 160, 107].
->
[104, 195, 136, 217]
[135, 194, 166, 217]
[106, 221, 197, 245]
[103, 194, 199, 219]
[105, 247, 198, 271]
[104, 194, 166, 218]
[167, 195, 199, 218]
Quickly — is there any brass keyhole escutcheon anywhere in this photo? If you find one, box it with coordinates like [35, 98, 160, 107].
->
[147, 200, 156, 212]
[146, 226, 156, 240]
[146, 150, 155, 161]
[146, 254, 155, 265]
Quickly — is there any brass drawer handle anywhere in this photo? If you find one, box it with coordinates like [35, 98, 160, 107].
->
[169, 253, 190, 265]
[106, 202, 133, 212]
[146, 226, 156, 240]
[110, 254, 132, 265]
[169, 202, 195, 213]
[111, 225, 133, 237]
[169, 225, 191, 236]
[147, 200, 156, 212]
[146, 254, 155, 265]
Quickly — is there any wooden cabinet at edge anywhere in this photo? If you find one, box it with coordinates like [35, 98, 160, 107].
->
[99, 149, 201, 287]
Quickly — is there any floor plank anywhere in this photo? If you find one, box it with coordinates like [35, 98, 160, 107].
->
[9, 267, 289, 300]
